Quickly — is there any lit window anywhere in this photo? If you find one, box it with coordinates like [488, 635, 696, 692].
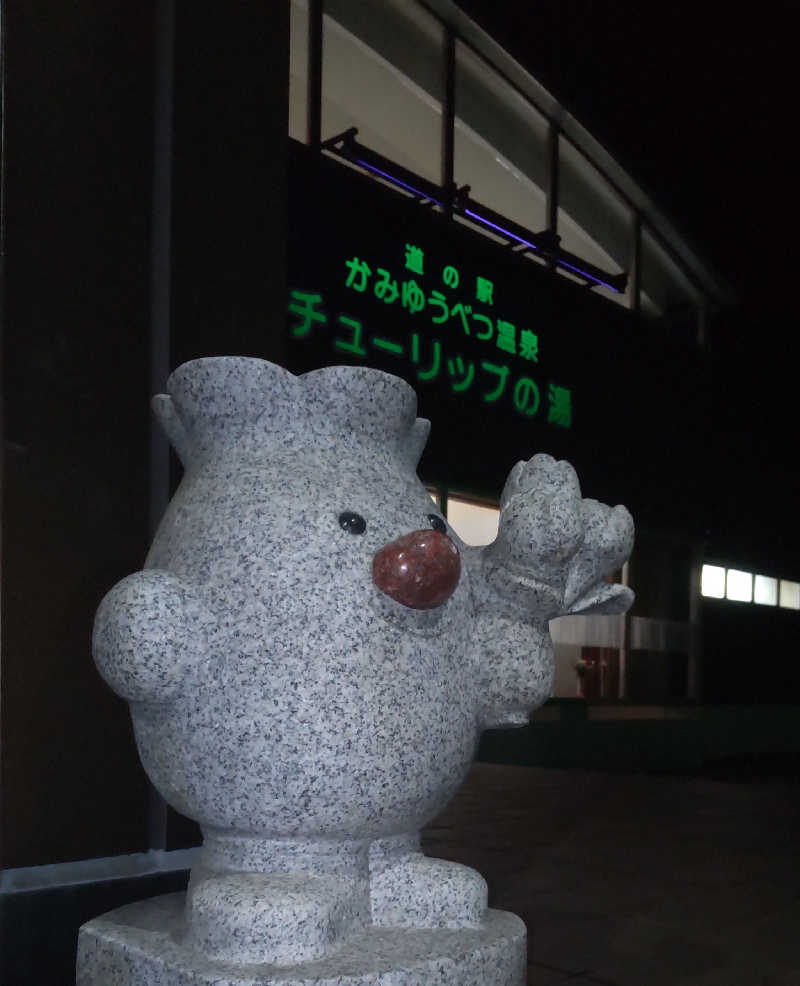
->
[753, 575, 778, 606]
[640, 227, 702, 339]
[322, 0, 445, 185]
[446, 496, 500, 547]
[557, 136, 631, 307]
[701, 564, 726, 598]
[426, 487, 441, 509]
[289, 0, 310, 142]
[779, 580, 800, 610]
[454, 41, 549, 238]
[726, 569, 753, 603]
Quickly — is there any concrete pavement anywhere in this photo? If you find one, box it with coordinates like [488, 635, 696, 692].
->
[422, 762, 800, 985]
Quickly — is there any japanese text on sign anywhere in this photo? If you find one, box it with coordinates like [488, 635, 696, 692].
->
[287, 240, 571, 426]
[288, 287, 571, 427]
[343, 245, 540, 366]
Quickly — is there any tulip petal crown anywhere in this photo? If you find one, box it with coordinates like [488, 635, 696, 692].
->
[152, 357, 431, 471]
[485, 453, 634, 619]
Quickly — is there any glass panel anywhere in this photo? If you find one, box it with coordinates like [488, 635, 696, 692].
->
[322, 0, 444, 184]
[426, 486, 441, 508]
[726, 569, 753, 603]
[641, 227, 701, 336]
[454, 42, 549, 235]
[447, 496, 500, 546]
[552, 643, 584, 698]
[701, 564, 725, 599]
[754, 574, 778, 606]
[557, 137, 631, 307]
[779, 580, 800, 610]
[289, 0, 309, 142]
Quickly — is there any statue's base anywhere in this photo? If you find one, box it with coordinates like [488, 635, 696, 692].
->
[77, 892, 526, 986]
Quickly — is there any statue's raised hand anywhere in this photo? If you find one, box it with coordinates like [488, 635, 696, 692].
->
[480, 453, 633, 619]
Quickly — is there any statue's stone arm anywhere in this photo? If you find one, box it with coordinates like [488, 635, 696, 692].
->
[92, 570, 216, 703]
[463, 454, 634, 729]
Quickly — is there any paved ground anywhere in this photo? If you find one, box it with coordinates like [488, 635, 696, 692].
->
[421, 762, 800, 986]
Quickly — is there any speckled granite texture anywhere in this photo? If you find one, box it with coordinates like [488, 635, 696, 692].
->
[77, 894, 526, 986]
[85, 357, 633, 984]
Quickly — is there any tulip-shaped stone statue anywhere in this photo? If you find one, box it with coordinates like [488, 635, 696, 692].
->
[78, 357, 634, 986]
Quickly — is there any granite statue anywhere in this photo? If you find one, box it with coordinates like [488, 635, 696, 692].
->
[78, 357, 634, 986]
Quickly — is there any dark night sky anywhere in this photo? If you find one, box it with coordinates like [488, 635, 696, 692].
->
[455, 1, 798, 571]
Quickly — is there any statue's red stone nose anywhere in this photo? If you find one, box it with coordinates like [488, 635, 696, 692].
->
[372, 529, 461, 610]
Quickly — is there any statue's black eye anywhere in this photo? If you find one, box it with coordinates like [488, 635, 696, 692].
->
[339, 511, 366, 535]
[427, 513, 447, 534]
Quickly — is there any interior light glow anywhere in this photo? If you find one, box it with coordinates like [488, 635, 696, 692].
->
[426, 488, 441, 508]
[726, 569, 753, 602]
[345, 147, 624, 296]
[462, 208, 623, 292]
[353, 158, 441, 204]
[779, 580, 800, 610]
[701, 564, 726, 598]
[446, 496, 500, 547]
[556, 258, 623, 293]
[463, 209, 539, 252]
[753, 575, 778, 606]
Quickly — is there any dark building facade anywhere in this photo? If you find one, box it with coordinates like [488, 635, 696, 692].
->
[1, 2, 797, 982]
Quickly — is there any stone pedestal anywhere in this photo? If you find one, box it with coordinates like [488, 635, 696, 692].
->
[77, 893, 526, 986]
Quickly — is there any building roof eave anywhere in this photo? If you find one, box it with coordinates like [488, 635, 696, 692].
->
[422, 0, 738, 310]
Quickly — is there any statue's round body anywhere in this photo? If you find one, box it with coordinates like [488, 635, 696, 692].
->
[136, 444, 478, 839]
[90, 357, 634, 975]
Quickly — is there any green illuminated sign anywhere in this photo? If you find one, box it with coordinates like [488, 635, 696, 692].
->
[288, 241, 572, 427]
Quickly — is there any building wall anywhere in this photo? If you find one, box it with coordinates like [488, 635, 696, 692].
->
[1, 0, 155, 871]
[1, 2, 290, 981]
